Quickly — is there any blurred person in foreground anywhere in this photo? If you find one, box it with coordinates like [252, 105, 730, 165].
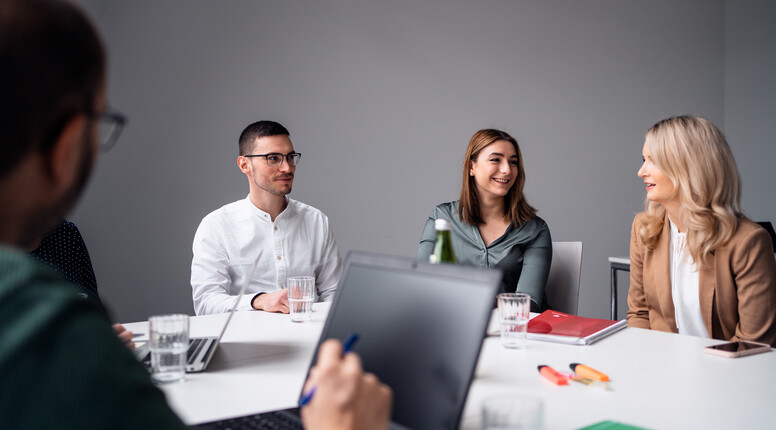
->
[0, 0, 390, 428]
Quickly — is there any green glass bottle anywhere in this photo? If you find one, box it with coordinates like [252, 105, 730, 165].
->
[429, 219, 457, 264]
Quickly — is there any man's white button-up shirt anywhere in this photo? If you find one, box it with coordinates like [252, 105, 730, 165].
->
[191, 196, 341, 315]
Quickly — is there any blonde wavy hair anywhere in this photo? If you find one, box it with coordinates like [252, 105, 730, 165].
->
[637, 116, 742, 267]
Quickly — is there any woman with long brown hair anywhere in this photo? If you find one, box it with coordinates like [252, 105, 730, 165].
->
[417, 129, 552, 312]
[627, 115, 776, 345]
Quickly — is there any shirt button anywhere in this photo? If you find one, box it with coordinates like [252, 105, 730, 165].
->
[274, 226, 278, 231]
[277, 256, 281, 260]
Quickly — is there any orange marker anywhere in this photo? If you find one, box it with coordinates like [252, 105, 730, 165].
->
[569, 363, 609, 382]
[537, 365, 568, 385]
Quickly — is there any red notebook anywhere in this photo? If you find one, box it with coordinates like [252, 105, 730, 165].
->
[526, 310, 627, 345]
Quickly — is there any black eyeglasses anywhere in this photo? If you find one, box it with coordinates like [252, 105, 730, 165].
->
[89, 108, 127, 152]
[244, 152, 301, 167]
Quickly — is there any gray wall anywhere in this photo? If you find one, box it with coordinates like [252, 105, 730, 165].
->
[724, 0, 776, 223]
[68, 0, 768, 323]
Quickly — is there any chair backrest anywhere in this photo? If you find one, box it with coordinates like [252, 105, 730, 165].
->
[755, 222, 776, 253]
[545, 241, 583, 315]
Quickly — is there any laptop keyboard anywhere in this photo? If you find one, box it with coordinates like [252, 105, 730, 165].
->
[187, 337, 208, 364]
[195, 410, 304, 430]
[140, 337, 210, 369]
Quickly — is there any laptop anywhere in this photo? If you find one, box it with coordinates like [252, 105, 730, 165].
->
[136, 256, 259, 373]
[196, 250, 502, 430]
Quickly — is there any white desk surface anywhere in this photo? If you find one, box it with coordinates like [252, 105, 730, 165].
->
[127, 303, 776, 429]
[125, 304, 329, 425]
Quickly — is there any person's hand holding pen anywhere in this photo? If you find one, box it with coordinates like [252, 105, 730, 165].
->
[300, 338, 393, 430]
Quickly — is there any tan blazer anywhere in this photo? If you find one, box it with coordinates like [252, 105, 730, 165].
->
[627, 215, 776, 346]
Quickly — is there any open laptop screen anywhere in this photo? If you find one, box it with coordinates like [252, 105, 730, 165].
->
[315, 251, 502, 430]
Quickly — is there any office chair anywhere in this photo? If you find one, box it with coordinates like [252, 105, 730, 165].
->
[544, 241, 583, 315]
[755, 221, 776, 253]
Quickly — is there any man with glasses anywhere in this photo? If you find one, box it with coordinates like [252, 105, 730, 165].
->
[0, 0, 186, 427]
[0, 1, 390, 429]
[190, 121, 342, 315]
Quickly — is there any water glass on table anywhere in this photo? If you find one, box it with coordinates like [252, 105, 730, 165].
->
[482, 396, 544, 430]
[149, 314, 189, 384]
[288, 276, 315, 323]
[498, 293, 530, 349]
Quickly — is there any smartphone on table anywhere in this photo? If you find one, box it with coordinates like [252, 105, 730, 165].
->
[704, 341, 771, 358]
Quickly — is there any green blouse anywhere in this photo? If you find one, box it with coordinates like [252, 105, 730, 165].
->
[417, 201, 552, 311]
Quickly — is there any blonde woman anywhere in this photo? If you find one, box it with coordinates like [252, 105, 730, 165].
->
[627, 115, 776, 345]
[417, 129, 552, 312]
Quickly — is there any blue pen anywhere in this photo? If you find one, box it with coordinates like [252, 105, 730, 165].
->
[298, 333, 359, 407]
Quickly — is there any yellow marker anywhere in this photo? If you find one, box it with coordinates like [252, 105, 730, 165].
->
[569, 363, 609, 382]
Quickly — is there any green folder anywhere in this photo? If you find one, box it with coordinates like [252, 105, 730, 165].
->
[578, 420, 649, 430]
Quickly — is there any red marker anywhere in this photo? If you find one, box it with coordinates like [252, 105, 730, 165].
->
[537, 365, 568, 385]
[569, 363, 609, 382]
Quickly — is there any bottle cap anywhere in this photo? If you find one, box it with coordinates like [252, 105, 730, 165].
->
[434, 219, 452, 231]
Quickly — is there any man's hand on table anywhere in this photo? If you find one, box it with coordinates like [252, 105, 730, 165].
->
[251, 289, 290, 313]
[301, 339, 392, 430]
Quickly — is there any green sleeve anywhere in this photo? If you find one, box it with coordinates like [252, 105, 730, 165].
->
[0, 295, 189, 429]
[417, 216, 437, 261]
[515, 220, 552, 311]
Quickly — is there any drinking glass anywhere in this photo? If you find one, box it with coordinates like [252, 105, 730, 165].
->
[288, 276, 315, 322]
[149, 314, 189, 383]
[482, 396, 543, 430]
[498, 293, 531, 349]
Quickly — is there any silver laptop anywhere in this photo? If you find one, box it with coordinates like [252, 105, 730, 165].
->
[137, 257, 258, 373]
[196, 250, 502, 430]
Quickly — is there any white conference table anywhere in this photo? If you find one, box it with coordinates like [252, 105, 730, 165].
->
[126, 303, 776, 429]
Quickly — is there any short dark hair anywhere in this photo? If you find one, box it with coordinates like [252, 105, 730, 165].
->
[238, 120, 290, 155]
[0, 0, 106, 179]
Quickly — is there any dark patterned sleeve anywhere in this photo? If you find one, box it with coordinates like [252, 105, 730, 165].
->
[29, 220, 101, 304]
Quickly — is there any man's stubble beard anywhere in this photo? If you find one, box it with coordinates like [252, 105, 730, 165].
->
[28, 133, 96, 249]
[255, 174, 293, 197]
[58, 135, 95, 216]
